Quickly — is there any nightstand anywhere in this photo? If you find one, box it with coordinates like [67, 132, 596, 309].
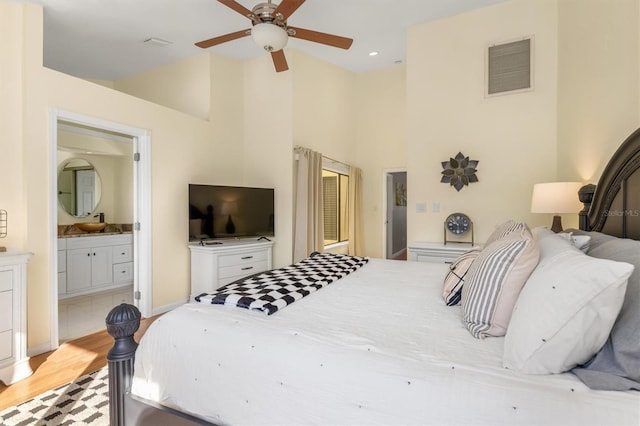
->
[407, 242, 479, 264]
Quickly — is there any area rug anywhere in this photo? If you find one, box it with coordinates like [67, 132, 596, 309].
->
[0, 367, 109, 426]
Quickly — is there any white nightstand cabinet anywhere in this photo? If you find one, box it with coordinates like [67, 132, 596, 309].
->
[0, 251, 33, 385]
[408, 242, 479, 264]
[189, 240, 274, 300]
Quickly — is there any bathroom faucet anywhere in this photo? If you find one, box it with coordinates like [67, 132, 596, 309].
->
[94, 212, 105, 223]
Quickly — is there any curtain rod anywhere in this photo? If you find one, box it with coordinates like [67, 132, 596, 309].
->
[294, 145, 350, 168]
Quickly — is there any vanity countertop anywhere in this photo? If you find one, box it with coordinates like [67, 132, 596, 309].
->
[58, 223, 133, 238]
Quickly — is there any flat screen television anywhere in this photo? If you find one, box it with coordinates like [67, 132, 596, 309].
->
[189, 184, 274, 241]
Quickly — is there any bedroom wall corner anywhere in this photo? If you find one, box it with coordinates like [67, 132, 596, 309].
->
[557, 0, 640, 185]
[406, 0, 559, 245]
[354, 66, 407, 258]
[113, 52, 212, 120]
[242, 53, 294, 268]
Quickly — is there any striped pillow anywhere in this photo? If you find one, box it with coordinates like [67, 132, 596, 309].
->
[442, 250, 481, 306]
[462, 226, 539, 338]
[484, 220, 528, 247]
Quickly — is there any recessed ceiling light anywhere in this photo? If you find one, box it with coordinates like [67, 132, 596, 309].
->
[369, 51, 379, 57]
[143, 37, 172, 47]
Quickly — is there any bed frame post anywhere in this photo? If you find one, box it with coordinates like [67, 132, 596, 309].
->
[106, 303, 141, 426]
[578, 184, 596, 231]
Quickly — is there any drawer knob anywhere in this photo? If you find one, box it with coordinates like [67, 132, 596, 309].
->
[241, 266, 254, 271]
[241, 256, 253, 260]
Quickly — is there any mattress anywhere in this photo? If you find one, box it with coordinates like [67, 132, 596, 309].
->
[131, 258, 640, 425]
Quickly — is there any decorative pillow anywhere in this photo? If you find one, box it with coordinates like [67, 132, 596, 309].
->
[503, 228, 633, 375]
[462, 225, 539, 339]
[570, 231, 640, 390]
[484, 220, 529, 247]
[442, 250, 480, 306]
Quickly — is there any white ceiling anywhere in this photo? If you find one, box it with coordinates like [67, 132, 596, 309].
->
[18, 0, 507, 80]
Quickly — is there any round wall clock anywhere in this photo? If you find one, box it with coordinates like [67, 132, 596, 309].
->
[444, 213, 474, 245]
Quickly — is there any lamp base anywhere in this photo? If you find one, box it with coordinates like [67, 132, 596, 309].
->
[550, 215, 563, 233]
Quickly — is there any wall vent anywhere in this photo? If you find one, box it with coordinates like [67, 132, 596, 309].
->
[486, 37, 533, 96]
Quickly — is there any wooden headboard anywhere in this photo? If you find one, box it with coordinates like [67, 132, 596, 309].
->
[579, 128, 640, 239]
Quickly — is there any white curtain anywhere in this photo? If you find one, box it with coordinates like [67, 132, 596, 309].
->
[293, 147, 324, 262]
[348, 166, 364, 256]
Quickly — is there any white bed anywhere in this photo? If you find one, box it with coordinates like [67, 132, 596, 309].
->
[131, 257, 640, 425]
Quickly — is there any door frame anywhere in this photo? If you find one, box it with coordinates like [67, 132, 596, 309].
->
[381, 168, 407, 259]
[48, 109, 152, 350]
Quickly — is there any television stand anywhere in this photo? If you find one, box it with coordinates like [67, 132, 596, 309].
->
[188, 239, 274, 300]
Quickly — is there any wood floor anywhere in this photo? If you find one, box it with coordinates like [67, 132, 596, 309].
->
[0, 315, 159, 411]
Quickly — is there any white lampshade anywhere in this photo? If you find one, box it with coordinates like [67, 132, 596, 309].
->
[251, 23, 288, 52]
[531, 182, 583, 214]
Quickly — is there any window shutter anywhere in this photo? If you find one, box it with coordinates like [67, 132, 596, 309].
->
[487, 38, 532, 95]
[323, 176, 338, 241]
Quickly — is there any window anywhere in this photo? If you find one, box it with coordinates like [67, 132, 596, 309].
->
[322, 168, 349, 246]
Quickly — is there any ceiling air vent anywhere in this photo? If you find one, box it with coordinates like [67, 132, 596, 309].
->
[486, 37, 533, 96]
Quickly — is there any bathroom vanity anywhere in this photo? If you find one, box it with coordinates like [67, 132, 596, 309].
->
[58, 233, 133, 298]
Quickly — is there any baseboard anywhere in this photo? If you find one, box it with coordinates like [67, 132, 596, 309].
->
[28, 341, 54, 357]
[151, 299, 188, 317]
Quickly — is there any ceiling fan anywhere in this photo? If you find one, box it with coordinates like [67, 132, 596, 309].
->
[195, 0, 354, 72]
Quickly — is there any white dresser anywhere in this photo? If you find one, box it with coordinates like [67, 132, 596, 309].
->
[408, 242, 478, 264]
[189, 239, 274, 300]
[0, 251, 33, 385]
[58, 234, 133, 298]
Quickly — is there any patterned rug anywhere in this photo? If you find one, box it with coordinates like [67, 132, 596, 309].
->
[0, 367, 109, 426]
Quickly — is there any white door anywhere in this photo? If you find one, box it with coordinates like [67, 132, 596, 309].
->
[386, 174, 394, 259]
[75, 170, 95, 216]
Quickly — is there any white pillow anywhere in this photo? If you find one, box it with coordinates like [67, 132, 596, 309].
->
[503, 227, 633, 374]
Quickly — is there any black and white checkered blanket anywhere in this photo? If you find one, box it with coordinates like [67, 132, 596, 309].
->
[195, 252, 369, 315]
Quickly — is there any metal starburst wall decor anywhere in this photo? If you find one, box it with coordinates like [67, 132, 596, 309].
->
[441, 152, 479, 192]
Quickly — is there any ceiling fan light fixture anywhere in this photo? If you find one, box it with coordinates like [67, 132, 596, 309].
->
[251, 23, 288, 52]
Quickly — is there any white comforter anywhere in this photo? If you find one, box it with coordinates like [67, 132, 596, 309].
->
[132, 258, 640, 425]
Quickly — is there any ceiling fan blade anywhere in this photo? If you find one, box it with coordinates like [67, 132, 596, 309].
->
[217, 0, 255, 19]
[273, 0, 305, 21]
[195, 29, 250, 48]
[287, 27, 353, 50]
[271, 50, 289, 72]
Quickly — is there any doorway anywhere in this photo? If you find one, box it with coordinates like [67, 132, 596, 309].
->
[382, 169, 407, 260]
[49, 109, 152, 350]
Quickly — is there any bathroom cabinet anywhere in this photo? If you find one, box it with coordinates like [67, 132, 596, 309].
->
[58, 234, 133, 298]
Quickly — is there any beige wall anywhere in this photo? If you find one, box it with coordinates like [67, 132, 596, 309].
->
[557, 0, 640, 183]
[0, 1, 27, 251]
[407, 0, 559, 244]
[114, 53, 211, 120]
[354, 66, 407, 257]
[2, 0, 245, 348]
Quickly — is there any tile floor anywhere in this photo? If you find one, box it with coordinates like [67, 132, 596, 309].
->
[58, 286, 133, 342]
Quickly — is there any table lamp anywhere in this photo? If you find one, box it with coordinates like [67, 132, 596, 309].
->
[531, 182, 583, 232]
[0, 210, 6, 252]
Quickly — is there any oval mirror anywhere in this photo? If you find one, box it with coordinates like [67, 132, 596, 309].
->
[57, 158, 102, 217]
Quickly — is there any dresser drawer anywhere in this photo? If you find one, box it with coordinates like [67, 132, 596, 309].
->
[219, 260, 269, 280]
[0, 270, 12, 292]
[0, 329, 12, 361]
[0, 290, 12, 332]
[113, 262, 133, 283]
[219, 250, 268, 268]
[112, 244, 132, 263]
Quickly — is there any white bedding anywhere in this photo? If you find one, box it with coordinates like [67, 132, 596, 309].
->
[132, 258, 640, 425]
